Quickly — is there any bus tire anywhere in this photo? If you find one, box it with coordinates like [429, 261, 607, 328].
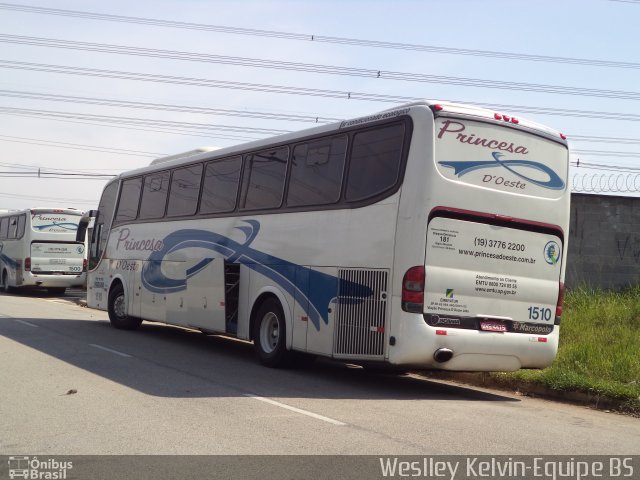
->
[47, 287, 66, 295]
[253, 297, 291, 368]
[108, 283, 142, 330]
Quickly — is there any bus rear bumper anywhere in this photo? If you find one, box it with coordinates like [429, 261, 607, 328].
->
[387, 307, 559, 371]
[20, 271, 87, 288]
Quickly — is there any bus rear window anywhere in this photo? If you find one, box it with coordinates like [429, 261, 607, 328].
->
[31, 214, 81, 233]
[435, 117, 568, 199]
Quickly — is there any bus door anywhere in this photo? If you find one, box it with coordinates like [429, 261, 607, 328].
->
[184, 256, 226, 333]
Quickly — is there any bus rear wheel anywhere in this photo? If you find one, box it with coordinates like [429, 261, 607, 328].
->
[108, 283, 142, 330]
[253, 297, 291, 368]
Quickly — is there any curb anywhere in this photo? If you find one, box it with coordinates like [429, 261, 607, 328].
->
[415, 371, 637, 416]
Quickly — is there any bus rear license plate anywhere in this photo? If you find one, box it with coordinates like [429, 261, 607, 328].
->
[480, 321, 507, 332]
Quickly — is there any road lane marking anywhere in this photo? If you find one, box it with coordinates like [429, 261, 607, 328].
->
[15, 319, 38, 327]
[244, 394, 346, 426]
[89, 343, 132, 358]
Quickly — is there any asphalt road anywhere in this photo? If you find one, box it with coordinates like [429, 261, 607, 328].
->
[0, 290, 638, 455]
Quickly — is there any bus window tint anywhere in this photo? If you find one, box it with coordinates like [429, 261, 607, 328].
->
[167, 164, 203, 217]
[115, 177, 142, 223]
[8, 216, 18, 239]
[139, 172, 170, 219]
[0, 218, 7, 239]
[241, 147, 289, 210]
[16, 214, 25, 239]
[95, 181, 119, 263]
[346, 124, 405, 202]
[200, 156, 242, 214]
[288, 135, 347, 207]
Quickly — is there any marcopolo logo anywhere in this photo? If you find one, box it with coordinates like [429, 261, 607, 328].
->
[439, 152, 566, 190]
[7, 456, 73, 479]
[544, 241, 561, 265]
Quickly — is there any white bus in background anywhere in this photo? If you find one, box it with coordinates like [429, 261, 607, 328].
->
[0, 208, 87, 294]
[78, 101, 570, 371]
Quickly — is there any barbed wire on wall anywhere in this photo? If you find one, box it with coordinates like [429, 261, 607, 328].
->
[571, 172, 640, 193]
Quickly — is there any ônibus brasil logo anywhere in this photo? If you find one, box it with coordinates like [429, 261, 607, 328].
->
[439, 152, 565, 190]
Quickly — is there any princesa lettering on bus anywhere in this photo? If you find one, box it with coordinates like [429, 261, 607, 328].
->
[116, 228, 164, 252]
[437, 120, 529, 154]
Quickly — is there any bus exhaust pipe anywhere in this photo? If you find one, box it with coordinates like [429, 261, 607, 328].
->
[433, 348, 454, 363]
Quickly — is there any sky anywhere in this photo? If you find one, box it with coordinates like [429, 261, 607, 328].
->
[0, 0, 639, 211]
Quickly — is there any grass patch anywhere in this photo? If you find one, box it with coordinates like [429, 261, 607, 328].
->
[493, 286, 640, 412]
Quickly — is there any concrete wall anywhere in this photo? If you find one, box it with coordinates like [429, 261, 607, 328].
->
[567, 193, 640, 289]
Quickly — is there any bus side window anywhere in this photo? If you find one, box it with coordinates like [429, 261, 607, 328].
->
[92, 223, 103, 261]
[345, 123, 405, 202]
[139, 171, 170, 220]
[0, 217, 7, 239]
[241, 146, 289, 210]
[114, 178, 142, 224]
[167, 164, 203, 217]
[287, 135, 347, 207]
[7, 216, 18, 239]
[16, 214, 25, 239]
[199, 156, 242, 214]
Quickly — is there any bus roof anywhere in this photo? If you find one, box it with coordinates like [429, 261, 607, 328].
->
[118, 100, 567, 179]
[0, 208, 83, 219]
[410, 100, 568, 144]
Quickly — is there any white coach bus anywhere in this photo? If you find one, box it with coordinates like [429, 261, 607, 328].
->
[0, 208, 87, 294]
[77, 101, 570, 371]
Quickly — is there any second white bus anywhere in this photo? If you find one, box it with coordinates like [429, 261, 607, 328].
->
[0, 208, 87, 294]
[78, 101, 570, 371]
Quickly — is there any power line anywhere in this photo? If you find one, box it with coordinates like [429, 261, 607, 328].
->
[6, 88, 640, 125]
[3, 107, 640, 170]
[0, 134, 166, 157]
[6, 60, 640, 118]
[0, 191, 95, 202]
[0, 109, 261, 142]
[0, 3, 636, 70]
[2, 35, 640, 101]
[0, 89, 341, 123]
[3, 103, 640, 151]
[569, 135, 640, 145]
[572, 149, 640, 159]
[0, 106, 288, 136]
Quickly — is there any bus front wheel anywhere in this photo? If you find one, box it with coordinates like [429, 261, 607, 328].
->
[253, 297, 291, 368]
[108, 283, 142, 330]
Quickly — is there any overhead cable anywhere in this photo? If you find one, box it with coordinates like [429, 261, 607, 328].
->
[1, 35, 639, 100]
[0, 3, 636, 69]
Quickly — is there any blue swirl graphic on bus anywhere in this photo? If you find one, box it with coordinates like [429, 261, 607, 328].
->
[439, 152, 565, 190]
[33, 222, 79, 231]
[0, 242, 19, 270]
[140, 220, 373, 330]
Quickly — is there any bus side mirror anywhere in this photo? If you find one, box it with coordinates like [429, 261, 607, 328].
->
[76, 210, 98, 242]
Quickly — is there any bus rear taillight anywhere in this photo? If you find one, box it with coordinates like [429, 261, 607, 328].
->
[83, 259, 87, 272]
[24, 257, 31, 271]
[555, 281, 565, 321]
[402, 266, 425, 313]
